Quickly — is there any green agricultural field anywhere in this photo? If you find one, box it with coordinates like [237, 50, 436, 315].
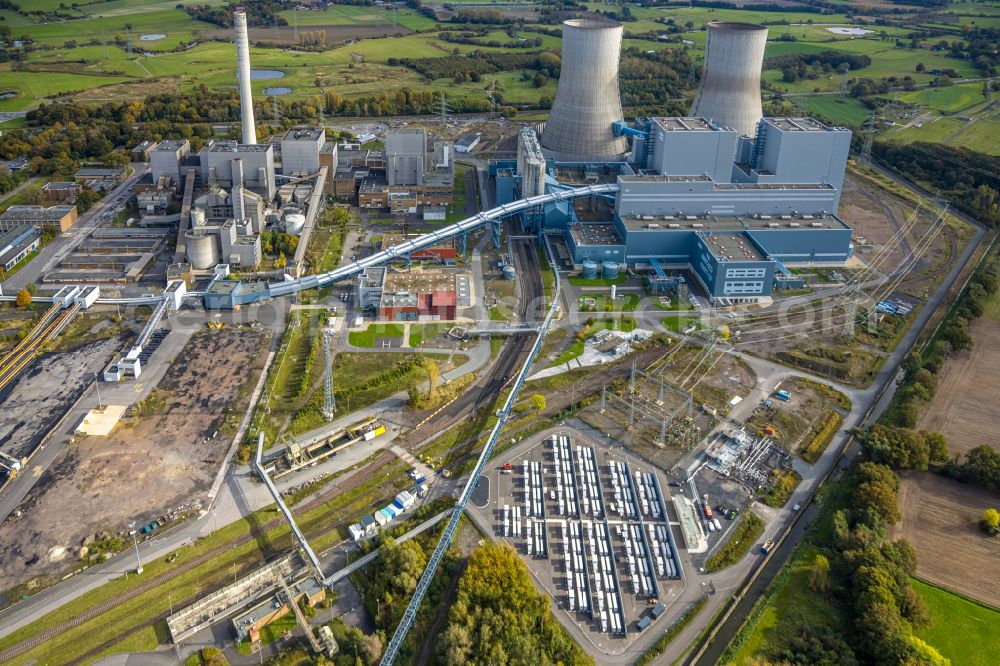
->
[0, 69, 132, 111]
[885, 116, 967, 145]
[948, 118, 1000, 155]
[896, 82, 994, 113]
[19, 9, 214, 49]
[910, 579, 1000, 666]
[792, 95, 871, 127]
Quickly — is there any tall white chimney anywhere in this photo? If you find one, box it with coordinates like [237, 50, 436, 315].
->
[234, 8, 257, 145]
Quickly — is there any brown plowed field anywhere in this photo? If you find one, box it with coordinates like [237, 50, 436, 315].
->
[890, 471, 1000, 608]
[917, 295, 1000, 457]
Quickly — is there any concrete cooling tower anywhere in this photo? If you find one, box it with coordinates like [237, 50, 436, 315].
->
[234, 8, 257, 145]
[690, 22, 768, 137]
[541, 19, 628, 161]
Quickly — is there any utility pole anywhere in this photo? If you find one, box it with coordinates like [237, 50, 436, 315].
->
[128, 521, 142, 575]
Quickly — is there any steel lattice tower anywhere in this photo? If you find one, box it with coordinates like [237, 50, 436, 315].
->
[321, 330, 335, 420]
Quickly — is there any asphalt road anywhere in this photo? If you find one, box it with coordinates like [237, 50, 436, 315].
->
[1, 163, 148, 293]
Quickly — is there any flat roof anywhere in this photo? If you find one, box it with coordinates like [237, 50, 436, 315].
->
[651, 117, 731, 132]
[42, 181, 80, 190]
[283, 128, 324, 142]
[154, 140, 188, 151]
[700, 232, 765, 262]
[207, 280, 239, 295]
[620, 174, 712, 183]
[0, 205, 76, 221]
[620, 213, 849, 232]
[207, 142, 271, 153]
[765, 117, 831, 132]
[384, 269, 455, 293]
[570, 223, 623, 246]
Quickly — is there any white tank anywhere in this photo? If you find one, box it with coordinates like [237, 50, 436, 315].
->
[185, 229, 218, 269]
[690, 22, 768, 137]
[190, 207, 206, 228]
[284, 213, 306, 236]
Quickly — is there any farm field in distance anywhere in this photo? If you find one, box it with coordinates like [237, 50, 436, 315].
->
[917, 290, 1000, 457]
[0, 0, 989, 149]
[889, 471, 1000, 609]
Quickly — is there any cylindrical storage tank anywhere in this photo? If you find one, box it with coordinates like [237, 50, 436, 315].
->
[503, 264, 516, 280]
[541, 20, 628, 161]
[690, 22, 768, 137]
[185, 230, 218, 269]
[602, 261, 619, 279]
[284, 212, 306, 236]
[581, 260, 598, 280]
[190, 207, 206, 228]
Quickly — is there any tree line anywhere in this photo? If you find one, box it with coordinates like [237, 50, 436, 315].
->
[182, 1, 289, 27]
[873, 142, 1000, 228]
[868, 257, 1000, 495]
[439, 541, 593, 665]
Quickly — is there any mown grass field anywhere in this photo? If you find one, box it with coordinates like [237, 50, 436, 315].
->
[910, 579, 1000, 666]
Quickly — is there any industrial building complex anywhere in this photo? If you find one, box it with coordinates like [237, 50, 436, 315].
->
[491, 20, 853, 304]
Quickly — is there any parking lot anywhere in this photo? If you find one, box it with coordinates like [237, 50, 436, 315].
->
[468, 428, 690, 653]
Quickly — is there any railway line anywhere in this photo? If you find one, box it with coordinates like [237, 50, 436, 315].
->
[0, 303, 79, 393]
[0, 223, 551, 662]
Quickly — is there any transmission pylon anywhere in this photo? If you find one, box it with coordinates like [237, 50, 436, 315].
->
[600, 384, 606, 413]
[860, 108, 876, 165]
[124, 28, 133, 60]
[438, 93, 451, 125]
[321, 330, 336, 421]
[842, 298, 857, 340]
[629, 359, 636, 393]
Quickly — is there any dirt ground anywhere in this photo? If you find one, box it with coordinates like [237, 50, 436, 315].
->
[890, 471, 1000, 608]
[744, 377, 848, 455]
[0, 329, 266, 589]
[735, 173, 960, 365]
[0, 337, 123, 461]
[918, 306, 1000, 458]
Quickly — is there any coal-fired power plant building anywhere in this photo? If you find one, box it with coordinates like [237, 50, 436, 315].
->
[690, 22, 768, 137]
[234, 8, 257, 145]
[541, 19, 628, 161]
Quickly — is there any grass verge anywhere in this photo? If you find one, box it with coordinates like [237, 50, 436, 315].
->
[706, 512, 765, 572]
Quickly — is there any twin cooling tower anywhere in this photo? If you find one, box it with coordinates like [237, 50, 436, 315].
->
[541, 20, 628, 161]
[690, 22, 768, 137]
[542, 19, 767, 160]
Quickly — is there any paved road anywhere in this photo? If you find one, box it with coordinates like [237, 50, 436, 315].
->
[649, 202, 988, 665]
[1, 163, 148, 293]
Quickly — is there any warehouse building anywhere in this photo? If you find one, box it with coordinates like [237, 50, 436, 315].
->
[0, 204, 78, 232]
[0, 225, 40, 274]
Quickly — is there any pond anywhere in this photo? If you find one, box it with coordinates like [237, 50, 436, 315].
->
[264, 87, 292, 96]
[139, 34, 166, 41]
[826, 27, 874, 36]
[251, 69, 285, 80]
[0, 92, 16, 100]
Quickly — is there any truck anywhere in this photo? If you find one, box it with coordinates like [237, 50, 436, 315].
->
[702, 501, 713, 520]
[760, 539, 775, 554]
[774, 390, 791, 401]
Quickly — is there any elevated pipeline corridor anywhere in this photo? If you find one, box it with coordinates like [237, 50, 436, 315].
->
[0, 184, 618, 309]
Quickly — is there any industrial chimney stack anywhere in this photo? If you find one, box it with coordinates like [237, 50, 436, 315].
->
[690, 22, 768, 137]
[541, 19, 628, 161]
[234, 8, 257, 145]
